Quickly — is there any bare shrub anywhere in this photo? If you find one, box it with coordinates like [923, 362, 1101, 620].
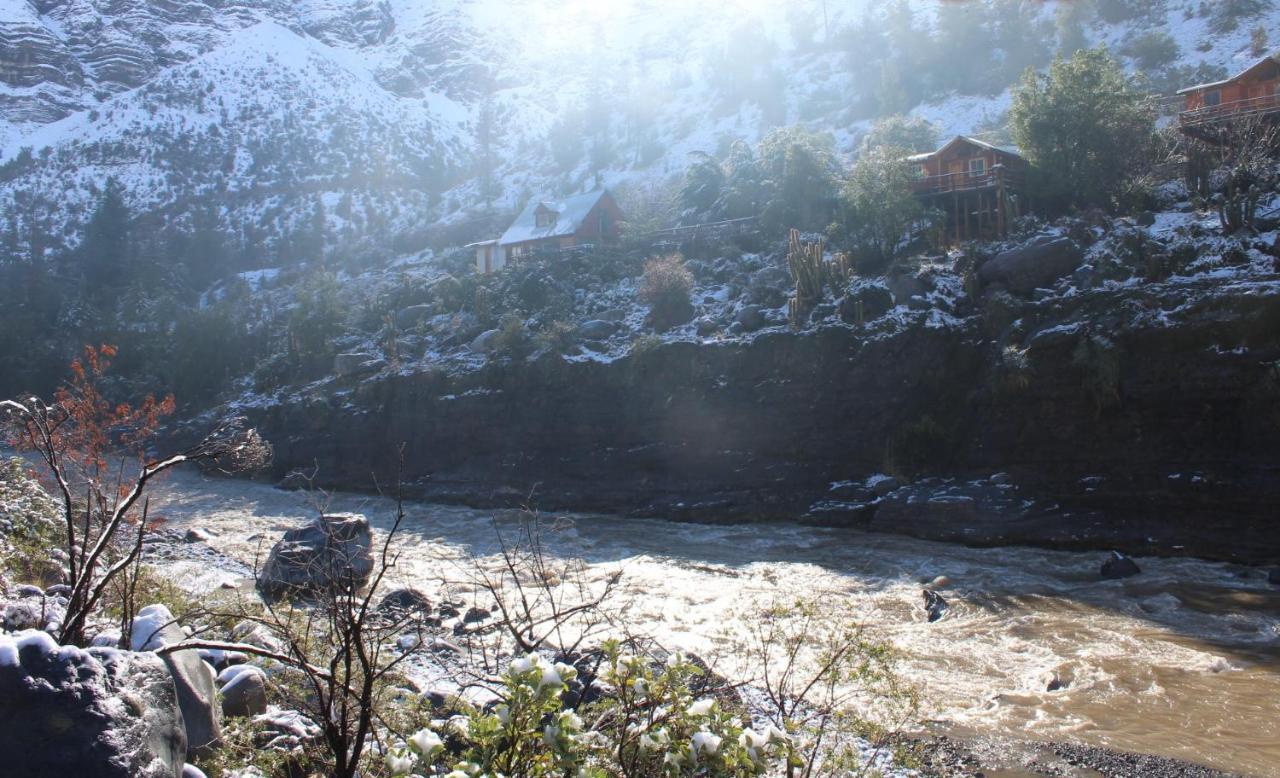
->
[639, 253, 694, 330]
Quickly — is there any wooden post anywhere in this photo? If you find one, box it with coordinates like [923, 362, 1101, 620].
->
[995, 164, 1007, 238]
[953, 193, 960, 244]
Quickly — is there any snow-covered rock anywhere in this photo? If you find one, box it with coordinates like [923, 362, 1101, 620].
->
[132, 604, 224, 759]
[0, 631, 187, 777]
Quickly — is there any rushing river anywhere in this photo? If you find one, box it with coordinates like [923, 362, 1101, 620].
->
[151, 470, 1280, 776]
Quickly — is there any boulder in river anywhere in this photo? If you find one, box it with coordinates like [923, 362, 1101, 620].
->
[257, 513, 374, 601]
[922, 589, 948, 622]
[377, 587, 433, 618]
[1100, 551, 1140, 580]
[0, 630, 187, 777]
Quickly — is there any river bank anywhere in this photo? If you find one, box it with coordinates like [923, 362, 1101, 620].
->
[147, 468, 1280, 776]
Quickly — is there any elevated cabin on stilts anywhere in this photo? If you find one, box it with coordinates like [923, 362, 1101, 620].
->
[1177, 53, 1280, 144]
[908, 136, 1027, 242]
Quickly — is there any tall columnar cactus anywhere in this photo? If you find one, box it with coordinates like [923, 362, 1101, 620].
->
[825, 251, 853, 292]
[787, 228, 825, 326]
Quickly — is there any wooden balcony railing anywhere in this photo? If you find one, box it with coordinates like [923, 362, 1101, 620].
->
[1179, 93, 1280, 126]
[911, 165, 1021, 197]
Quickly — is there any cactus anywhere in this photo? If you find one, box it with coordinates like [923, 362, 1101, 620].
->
[825, 251, 853, 291]
[787, 228, 825, 326]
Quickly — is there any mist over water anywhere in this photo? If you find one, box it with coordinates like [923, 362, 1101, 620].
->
[153, 470, 1280, 776]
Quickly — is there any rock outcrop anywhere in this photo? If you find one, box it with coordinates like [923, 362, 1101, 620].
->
[978, 236, 1084, 295]
[0, 630, 187, 778]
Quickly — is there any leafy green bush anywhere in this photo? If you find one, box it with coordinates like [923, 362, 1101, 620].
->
[837, 146, 924, 274]
[1010, 48, 1156, 212]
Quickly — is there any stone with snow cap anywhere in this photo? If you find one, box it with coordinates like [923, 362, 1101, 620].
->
[0, 630, 187, 777]
[132, 604, 223, 759]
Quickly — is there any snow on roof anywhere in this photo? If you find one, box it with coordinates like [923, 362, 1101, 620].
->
[498, 189, 608, 246]
[1176, 52, 1280, 94]
[908, 136, 1023, 162]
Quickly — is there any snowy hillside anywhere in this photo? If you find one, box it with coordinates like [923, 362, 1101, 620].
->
[0, 0, 1277, 267]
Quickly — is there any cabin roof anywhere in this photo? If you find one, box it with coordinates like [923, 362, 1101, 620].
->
[465, 239, 498, 248]
[906, 135, 1023, 162]
[1177, 53, 1280, 94]
[498, 189, 611, 246]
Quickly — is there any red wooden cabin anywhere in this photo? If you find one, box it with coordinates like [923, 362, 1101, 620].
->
[908, 136, 1027, 240]
[1178, 54, 1280, 141]
[472, 189, 624, 274]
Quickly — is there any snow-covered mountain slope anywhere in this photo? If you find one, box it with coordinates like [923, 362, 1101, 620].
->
[0, 0, 1276, 268]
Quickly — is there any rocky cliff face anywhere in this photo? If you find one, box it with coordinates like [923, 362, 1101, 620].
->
[245, 270, 1280, 563]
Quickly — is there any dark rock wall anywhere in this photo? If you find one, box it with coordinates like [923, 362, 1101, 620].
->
[251, 287, 1280, 562]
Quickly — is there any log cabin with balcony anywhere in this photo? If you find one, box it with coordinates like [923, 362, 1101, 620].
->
[1177, 53, 1280, 143]
[470, 189, 623, 274]
[908, 135, 1027, 241]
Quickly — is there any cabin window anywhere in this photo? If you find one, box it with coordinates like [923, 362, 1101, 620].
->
[1204, 89, 1221, 107]
[968, 157, 986, 178]
[535, 208, 557, 228]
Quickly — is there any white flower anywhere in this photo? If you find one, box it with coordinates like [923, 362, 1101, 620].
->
[638, 728, 669, 751]
[509, 653, 539, 675]
[691, 730, 722, 756]
[408, 727, 443, 756]
[494, 704, 510, 724]
[686, 698, 715, 716]
[738, 730, 767, 749]
[559, 711, 583, 730]
[631, 677, 648, 697]
[384, 747, 416, 775]
[765, 724, 789, 743]
[554, 661, 578, 683]
[447, 715, 471, 737]
[444, 771, 470, 778]
[539, 663, 563, 689]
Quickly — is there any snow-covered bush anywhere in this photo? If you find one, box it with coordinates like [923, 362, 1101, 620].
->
[0, 457, 64, 587]
[384, 645, 787, 778]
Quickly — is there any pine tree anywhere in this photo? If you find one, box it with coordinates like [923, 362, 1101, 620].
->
[80, 178, 131, 298]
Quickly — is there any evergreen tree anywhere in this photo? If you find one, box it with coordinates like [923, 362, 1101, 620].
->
[80, 178, 131, 298]
[755, 126, 839, 233]
[1009, 47, 1155, 211]
[862, 115, 939, 155]
[679, 152, 725, 217]
[838, 146, 923, 273]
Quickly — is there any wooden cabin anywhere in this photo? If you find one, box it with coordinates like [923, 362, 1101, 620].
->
[1178, 53, 1280, 142]
[474, 189, 623, 274]
[907, 136, 1027, 241]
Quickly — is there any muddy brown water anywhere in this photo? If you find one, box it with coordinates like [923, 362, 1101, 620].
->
[151, 470, 1280, 776]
